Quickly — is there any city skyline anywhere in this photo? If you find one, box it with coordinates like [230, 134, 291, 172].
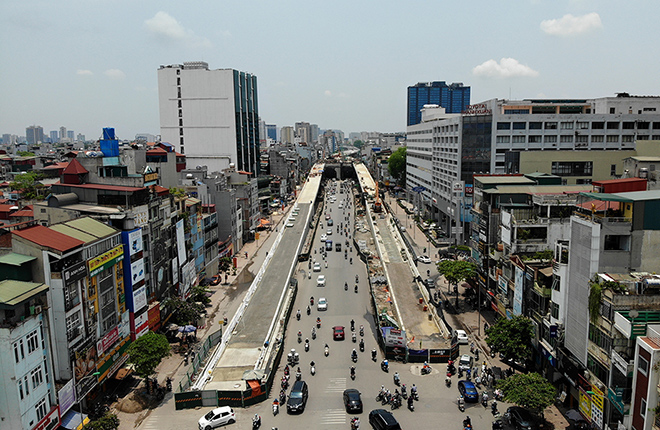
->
[2, 1, 659, 139]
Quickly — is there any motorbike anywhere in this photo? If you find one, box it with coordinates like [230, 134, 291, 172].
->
[350, 417, 361, 430]
[359, 339, 364, 352]
[371, 349, 377, 361]
[312, 327, 316, 340]
[381, 360, 389, 372]
[279, 390, 286, 404]
[421, 364, 432, 375]
[475, 349, 480, 361]
[272, 400, 279, 415]
[458, 396, 466, 412]
[350, 366, 356, 380]
[447, 362, 456, 375]
[359, 325, 364, 336]
[463, 417, 472, 430]
[252, 415, 261, 429]
[316, 318, 321, 329]
[393, 372, 400, 386]
[354, 285, 358, 293]
[306, 306, 311, 315]
[324, 344, 329, 357]
[445, 376, 452, 387]
[310, 297, 314, 306]
[355, 274, 359, 283]
[165, 377, 172, 392]
[407, 396, 415, 412]
[482, 391, 489, 408]
[491, 400, 498, 415]
[296, 369, 302, 381]
[351, 320, 355, 331]
[345, 282, 348, 291]
[310, 361, 316, 376]
[281, 377, 288, 390]
[352, 332, 357, 343]
[297, 331, 302, 343]
[350, 258, 352, 264]
[296, 310, 301, 321]
[401, 384, 407, 399]
[351, 349, 358, 362]
[410, 386, 418, 401]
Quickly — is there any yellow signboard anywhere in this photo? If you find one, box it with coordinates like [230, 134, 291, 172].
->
[88, 245, 124, 277]
[579, 390, 592, 422]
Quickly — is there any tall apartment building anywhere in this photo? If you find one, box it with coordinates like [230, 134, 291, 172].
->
[26, 126, 44, 145]
[265, 124, 277, 141]
[281, 126, 294, 144]
[407, 81, 470, 126]
[158, 62, 260, 174]
[406, 95, 660, 234]
[59, 127, 67, 142]
[295, 122, 311, 144]
[49, 131, 58, 144]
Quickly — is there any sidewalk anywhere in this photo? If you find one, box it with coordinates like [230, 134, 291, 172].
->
[384, 194, 570, 430]
[115, 205, 293, 430]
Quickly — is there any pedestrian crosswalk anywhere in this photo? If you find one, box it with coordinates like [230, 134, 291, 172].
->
[326, 377, 347, 392]
[320, 408, 347, 425]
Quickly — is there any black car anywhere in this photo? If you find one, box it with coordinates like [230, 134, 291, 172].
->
[343, 389, 363, 413]
[368, 409, 401, 430]
[287, 380, 309, 414]
[504, 406, 540, 430]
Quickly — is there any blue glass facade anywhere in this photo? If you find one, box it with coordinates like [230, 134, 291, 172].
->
[407, 81, 471, 126]
[233, 70, 260, 175]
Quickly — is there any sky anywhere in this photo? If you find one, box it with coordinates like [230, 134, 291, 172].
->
[2, 0, 659, 141]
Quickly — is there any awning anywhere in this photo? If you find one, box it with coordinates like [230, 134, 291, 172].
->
[60, 410, 90, 430]
[259, 219, 271, 226]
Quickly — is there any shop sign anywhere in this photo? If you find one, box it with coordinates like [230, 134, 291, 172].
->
[63, 261, 87, 285]
[32, 406, 60, 430]
[71, 339, 97, 399]
[383, 327, 406, 347]
[57, 379, 76, 416]
[134, 311, 149, 339]
[133, 205, 149, 227]
[131, 259, 145, 285]
[133, 285, 147, 313]
[148, 304, 161, 331]
[127, 229, 143, 256]
[463, 103, 492, 116]
[578, 389, 592, 423]
[144, 172, 159, 183]
[88, 245, 124, 277]
[96, 337, 131, 381]
[590, 385, 604, 429]
[97, 327, 119, 356]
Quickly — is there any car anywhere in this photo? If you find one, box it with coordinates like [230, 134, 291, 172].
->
[417, 255, 432, 264]
[198, 406, 236, 430]
[458, 354, 473, 371]
[457, 380, 479, 402]
[333, 326, 345, 340]
[287, 380, 309, 413]
[317, 297, 328, 311]
[317, 275, 326, 287]
[400, 226, 406, 232]
[210, 274, 221, 286]
[343, 389, 363, 413]
[368, 409, 401, 430]
[454, 329, 469, 344]
[424, 278, 435, 288]
[327, 229, 332, 235]
[504, 406, 540, 430]
[286, 222, 294, 228]
[320, 234, 327, 242]
[325, 241, 333, 251]
[313, 263, 321, 272]
[339, 204, 343, 209]
[325, 214, 331, 220]
[335, 243, 342, 252]
[327, 219, 334, 226]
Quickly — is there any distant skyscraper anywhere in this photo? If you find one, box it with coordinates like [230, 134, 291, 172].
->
[158, 61, 260, 174]
[50, 131, 59, 143]
[310, 124, 319, 143]
[26, 125, 44, 145]
[266, 124, 277, 141]
[281, 126, 294, 144]
[295, 122, 311, 144]
[77, 133, 85, 142]
[59, 126, 67, 141]
[407, 81, 470, 126]
[67, 130, 74, 140]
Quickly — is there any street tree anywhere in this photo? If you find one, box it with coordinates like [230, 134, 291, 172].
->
[436, 259, 477, 293]
[83, 413, 120, 430]
[162, 296, 205, 326]
[10, 171, 45, 200]
[496, 372, 556, 414]
[485, 314, 534, 363]
[126, 332, 171, 379]
[387, 147, 407, 187]
[353, 140, 364, 149]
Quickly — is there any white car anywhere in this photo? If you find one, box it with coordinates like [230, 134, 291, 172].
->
[327, 229, 332, 235]
[313, 263, 321, 272]
[454, 329, 469, 345]
[317, 297, 328, 311]
[417, 255, 432, 264]
[458, 354, 473, 371]
[286, 222, 294, 228]
[320, 234, 328, 242]
[317, 275, 326, 287]
[198, 406, 235, 430]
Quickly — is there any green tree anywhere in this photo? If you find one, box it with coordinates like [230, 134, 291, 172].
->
[496, 372, 556, 414]
[10, 171, 44, 199]
[485, 315, 534, 363]
[436, 259, 477, 293]
[190, 284, 211, 306]
[387, 147, 407, 187]
[353, 140, 364, 149]
[163, 296, 205, 326]
[82, 413, 120, 430]
[218, 256, 232, 275]
[126, 332, 171, 379]
[17, 151, 36, 157]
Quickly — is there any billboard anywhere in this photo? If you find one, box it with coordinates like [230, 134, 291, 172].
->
[58, 379, 76, 415]
[127, 228, 143, 256]
[176, 219, 187, 264]
[130, 259, 145, 284]
[382, 327, 406, 347]
[180, 260, 196, 300]
[132, 285, 147, 314]
[513, 266, 524, 316]
[71, 339, 98, 399]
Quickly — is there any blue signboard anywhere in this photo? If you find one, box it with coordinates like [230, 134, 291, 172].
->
[412, 186, 426, 193]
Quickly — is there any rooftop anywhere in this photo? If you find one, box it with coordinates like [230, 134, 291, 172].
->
[0, 253, 36, 266]
[13, 225, 85, 253]
[0, 280, 48, 307]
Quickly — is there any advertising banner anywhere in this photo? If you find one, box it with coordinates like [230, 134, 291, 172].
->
[97, 327, 119, 356]
[63, 261, 87, 285]
[96, 337, 131, 381]
[148, 304, 161, 331]
[382, 327, 406, 347]
[71, 339, 98, 399]
[513, 266, 524, 316]
[58, 379, 76, 415]
[130, 259, 145, 284]
[134, 311, 149, 339]
[176, 219, 187, 264]
[591, 385, 604, 428]
[133, 205, 149, 227]
[180, 260, 196, 300]
[132, 285, 147, 314]
[88, 245, 124, 277]
[127, 229, 143, 256]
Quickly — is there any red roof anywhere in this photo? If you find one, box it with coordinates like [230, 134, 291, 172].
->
[62, 158, 88, 175]
[150, 185, 170, 196]
[147, 147, 168, 155]
[238, 171, 252, 175]
[0, 204, 14, 213]
[10, 206, 33, 218]
[54, 182, 146, 192]
[44, 162, 69, 170]
[175, 152, 185, 157]
[13, 225, 84, 252]
[0, 199, 9, 204]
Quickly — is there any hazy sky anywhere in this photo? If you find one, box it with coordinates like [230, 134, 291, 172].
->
[2, 0, 659, 141]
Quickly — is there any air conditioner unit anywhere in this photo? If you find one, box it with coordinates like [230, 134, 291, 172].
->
[34, 305, 42, 314]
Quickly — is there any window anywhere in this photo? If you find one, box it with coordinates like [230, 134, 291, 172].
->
[606, 135, 619, 143]
[640, 398, 647, 419]
[560, 122, 574, 130]
[497, 122, 511, 130]
[576, 135, 588, 143]
[639, 355, 649, 375]
[31, 365, 44, 389]
[35, 397, 48, 421]
[653, 122, 660, 129]
[545, 122, 558, 130]
[622, 135, 634, 142]
[623, 122, 635, 129]
[13, 339, 25, 363]
[610, 107, 616, 114]
[496, 136, 510, 143]
[560, 135, 573, 143]
[512, 136, 526, 143]
[544, 135, 557, 143]
[18, 378, 24, 400]
[552, 161, 593, 176]
[529, 122, 542, 130]
[551, 302, 559, 319]
[592, 122, 605, 129]
[638, 121, 650, 129]
[27, 330, 39, 354]
[591, 136, 604, 143]
[24, 376, 29, 395]
[638, 135, 649, 140]
[66, 311, 81, 342]
[604, 235, 630, 251]
[513, 122, 526, 130]
[607, 122, 619, 130]
[528, 136, 541, 143]
[64, 283, 80, 312]
[576, 121, 589, 129]
[611, 164, 617, 176]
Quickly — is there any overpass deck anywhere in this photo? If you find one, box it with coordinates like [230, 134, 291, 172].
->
[354, 163, 376, 198]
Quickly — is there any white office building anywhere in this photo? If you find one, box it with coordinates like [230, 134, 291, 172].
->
[158, 62, 260, 174]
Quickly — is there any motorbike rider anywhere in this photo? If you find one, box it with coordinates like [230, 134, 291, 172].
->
[306, 305, 310, 315]
[410, 384, 418, 399]
[316, 317, 321, 327]
[252, 414, 261, 428]
[297, 330, 302, 342]
[350, 366, 356, 378]
[351, 319, 355, 331]
[351, 348, 358, 359]
[371, 348, 377, 361]
[393, 371, 400, 385]
[296, 309, 300, 320]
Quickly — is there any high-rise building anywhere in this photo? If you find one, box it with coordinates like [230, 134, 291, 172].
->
[295, 122, 311, 144]
[67, 131, 74, 140]
[50, 131, 59, 143]
[407, 81, 470, 126]
[158, 62, 260, 174]
[281, 126, 294, 144]
[26, 125, 44, 145]
[76, 133, 85, 142]
[59, 127, 67, 141]
[266, 124, 277, 141]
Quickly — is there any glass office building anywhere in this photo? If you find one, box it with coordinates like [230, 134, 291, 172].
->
[407, 81, 470, 126]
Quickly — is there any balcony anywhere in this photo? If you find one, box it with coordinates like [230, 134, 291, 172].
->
[533, 282, 552, 298]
